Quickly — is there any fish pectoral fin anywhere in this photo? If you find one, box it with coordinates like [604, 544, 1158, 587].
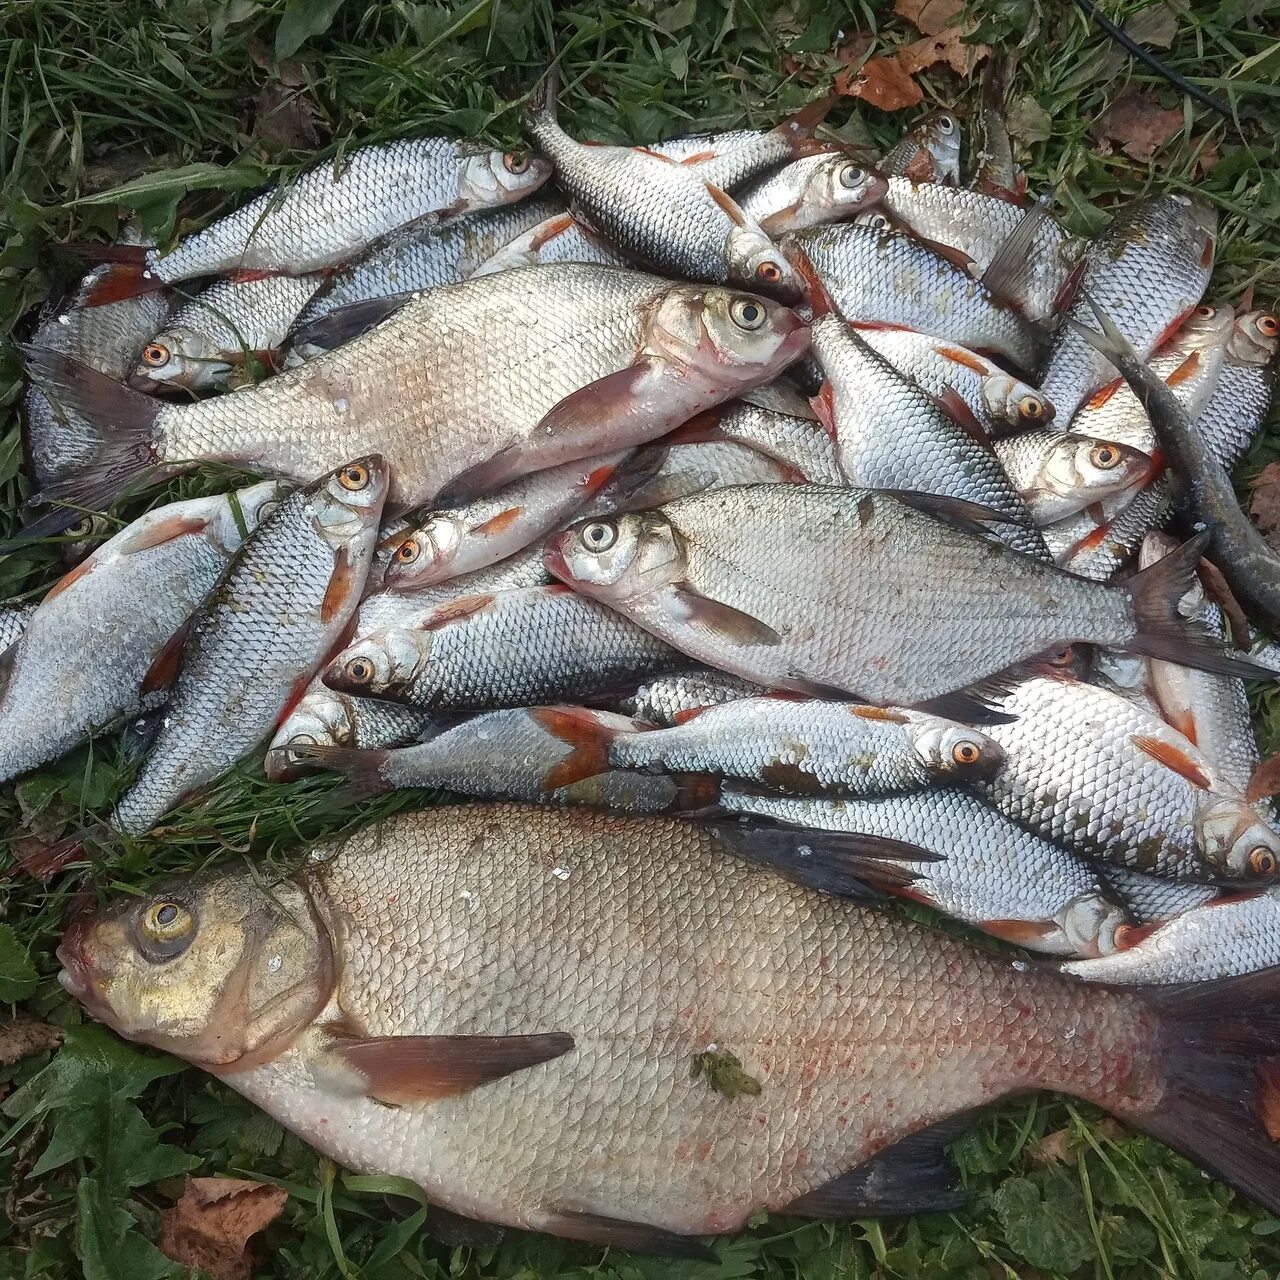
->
[286, 292, 415, 357]
[532, 357, 673, 451]
[782, 1115, 972, 1218]
[327, 1031, 574, 1107]
[1130, 734, 1213, 790]
[931, 387, 993, 450]
[535, 1208, 717, 1259]
[117, 512, 212, 555]
[670, 585, 782, 647]
[436, 449, 525, 506]
[139, 619, 193, 699]
[321, 543, 362, 625]
[978, 193, 1055, 309]
[703, 818, 943, 902]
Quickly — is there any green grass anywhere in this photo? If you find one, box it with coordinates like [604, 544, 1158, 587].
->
[1, 0, 1280, 1276]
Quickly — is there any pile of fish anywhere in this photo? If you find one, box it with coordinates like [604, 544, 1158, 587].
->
[15, 76, 1280, 1250]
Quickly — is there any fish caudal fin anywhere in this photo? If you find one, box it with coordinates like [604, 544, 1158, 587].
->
[1125, 532, 1278, 681]
[529, 706, 625, 790]
[277, 744, 392, 804]
[1135, 966, 1280, 1216]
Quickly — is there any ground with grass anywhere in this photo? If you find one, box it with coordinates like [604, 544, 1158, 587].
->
[0, 1, 1279, 1277]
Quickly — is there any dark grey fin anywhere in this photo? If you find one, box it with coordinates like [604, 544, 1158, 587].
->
[783, 1116, 974, 1217]
[121, 707, 165, 763]
[281, 744, 393, 803]
[537, 1209, 715, 1260]
[328, 1031, 574, 1107]
[435, 445, 525, 507]
[287, 293, 416, 356]
[1130, 966, 1280, 1216]
[0, 643, 16, 701]
[882, 489, 1017, 539]
[978, 193, 1056, 308]
[915, 673, 1020, 726]
[1125, 532, 1279, 682]
[785, 354, 825, 398]
[424, 1204, 506, 1248]
[705, 818, 942, 901]
[672, 585, 782, 646]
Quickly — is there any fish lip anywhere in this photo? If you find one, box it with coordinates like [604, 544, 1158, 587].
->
[543, 535, 572, 583]
[55, 923, 94, 1003]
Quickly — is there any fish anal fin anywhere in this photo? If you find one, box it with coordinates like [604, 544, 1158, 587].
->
[536, 1208, 715, 1259]
[1131, 733, 1213, 790]
[671, 585, 781, 646]
[328, 1031, 574, 1106]
[139, 620, 192, 698]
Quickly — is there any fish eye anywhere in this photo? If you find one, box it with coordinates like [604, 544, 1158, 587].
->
[755, 261, 783, 285]
[865, 213, 891, 230]
[503, 150, 530, 174]
[838, 163, 867, 190]
[1048, 646, 1075, 666]
[1196, 304, 1216, 318]
[339, 463, 370, 491]
[1090, 443, 1121, 470]
[935, 114, 956, 134]
[141, 900, 193, 944]
[1018, 394, 1046, 421]
[141, 342, 170, 367]
[951, 740, 982, 765]
[730, 297, 767, 330]
[66, 516, 93, 537]
[579, 520, 617, 552]
[346, 657, 375, 684]
[1258, 314, 1279, 337]
[394, 538, 421, 565]
[1249, 847, 1278, 877]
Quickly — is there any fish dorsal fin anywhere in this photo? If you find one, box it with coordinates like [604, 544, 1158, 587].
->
[1131, 733, 1213, 790]
[978, 194, 1056, 306]
[670, 584, 781, 647]
[328, 1031, 574, 1106]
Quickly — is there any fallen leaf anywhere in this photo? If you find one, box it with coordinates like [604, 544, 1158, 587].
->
[160, 1178, 287, 1280]
[1030, 1127, 1077, 1166]
[1098, 86, 1184, 162]
[0, 1012, 63, 1068]
[894, 0, 966, 37]
[835, 54, 923, 111]
[1247, 753, 1280, 806]
[1008, 94, 1052, 145]
[252, 82, 325, 149]
[1122, 2, 1179, 50]
[898, 28, 989, 78]
[1191, 135, 1220, 177]
[1251, 462, 1280, 552]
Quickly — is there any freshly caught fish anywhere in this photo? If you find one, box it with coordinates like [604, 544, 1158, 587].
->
[265, 689, 435, 783]
[879, 178, 1071, 321]
[0, 483, 281, 785]
[878, 109, 962, 185]
[647, 130, 768, 166]
[383, 454, 631, 592]
[290, 708, 708, 814]
[735, 156, 887, 236]
[974, 675, 1280, 883]
[1062, 889, 1280, 983]
[803, 297, 1047, 559]
[526, 81, 801, 299]
[25, 265, 808, 524]
[613, 669, 764, 725]
[787, 223, 1041, 370]
[0, 603, 38, 654]
[130, 274, 323, 391]
[53, 512, 114, 567]
[60, 802, 1280, 1247]
[1195, 307, 1279, 463]
[109, 457, 389, 837]
[724, 786, 1128, 957]
[82, 138, 554, 301]
[682, 399, 844, 485]
[993, 431, 1152, 524]
[855, 328, 1052, 434]
[1039, 194, 1217, 424]
[470, 212, 633, 275]
[546, 485, 1263, 714]
[530, 698, 1004, 798]
[1106, 866, 1217, 925]
[324, 584, 678, 712]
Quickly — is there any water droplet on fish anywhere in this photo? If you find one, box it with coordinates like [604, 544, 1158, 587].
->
[267, 954, 282, 974]
[333, 397, 350, 414]
[1012, 960, 1029, 972]
[551, 866, 571, 880]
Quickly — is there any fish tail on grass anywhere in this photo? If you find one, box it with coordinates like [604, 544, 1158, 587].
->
[275, 743, 392, 805]
[59, 243, 167, 307]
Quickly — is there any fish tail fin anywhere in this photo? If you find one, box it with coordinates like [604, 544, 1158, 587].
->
[528, 706, 624, 790]
[13, 833, 87, 882]
[772, 92, 839, 157]
[1125, 532, 1278, 681]
[524, 65, 561, 138]
[1130, 967, 1280, 1215]
[280, 744, 392, 804]
[63, 246, 166, 307]
[18, 347, 164, 518]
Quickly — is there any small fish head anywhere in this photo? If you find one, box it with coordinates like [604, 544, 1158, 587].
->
[914, 109, 963, 184]
[56, 512, 112, 567]
[980, 373, 1053, 429]
[323, 628, 426, 699]
[1059, 891, 1131, 959]
[129, 325, 226, 391]
[266, 689, 359, 781]
[652, 285, 809, 392]
[1046, 436, 1150, 503]
[309, 454, 391, 546]
[810, 158, 887, 222]
[724, 225, 802, 303]
[1197, 798, 1280, 882]
[908, 716, 1004, 779]
[458, 148, 553, 209]
[853, 210, 896, 232]
[382, 516, 462, 590]
[57, 869, 333, 1070]
[1227, 308, 1280, 367]
[1176, 303, 1235, 351]
[547, 511, 684, 603]
[209, 480, 291, 555]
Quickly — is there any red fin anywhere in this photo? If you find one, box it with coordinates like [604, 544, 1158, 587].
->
[773, 91, 839, 151]
[1052, 257, 1088, 315]
[811, 381, 837, 441]
[1164, 707, 1199, 744]
[529, 706, 619, 790]
[677, 149, 718, 165]
[758, 202, 804, 238]
[672, 584, 781, 646]
[320, 544, 359, 626]
[42, 557, 95, 603]
[1201, 235, 1215, 270]
[140, 620, 192, 697]
[472, 507, 524, 537]
[1153, 306, 1195, 351]
[423, 594, 496, 630]
[1084, 379, 1123, 411]
[933, 386, 990, 447]
[705, 182, 747, 228]
[662, 409, 728, 446]
[528, 213, 578, 250]
[849, 705, 909, 723]
[1257, 1061, 1280, 1142]
[672, 705, 712, 726]
[1165, 350, 1202, 388]
[783, 246, 834, 318]
[581, 463, 621, 494]
[1246, 753, 1280, 806]
[81, 260, 168, 308]
[535, 1210, 714, 1260]
[849, 320, 916, 333]
[632, 146, 678, 163]
[934, 344, 989, 376]
[980, 917, 1056, 945]
[911, 234, 977, 276]
[16, 833, 87, 881]
[228, 267, 284, 284]
[1114, 920, 1164, 949]
[119, 513, 209, 555]
[1131, 733, 1213, 790]
[329, 1031, 574, 1106]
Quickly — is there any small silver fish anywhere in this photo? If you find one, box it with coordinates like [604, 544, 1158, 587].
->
[736, 155, 887, 236]
[994, 431, 1152, 524]
[878, 109, 963, 185]
[612, 669, 764, 725]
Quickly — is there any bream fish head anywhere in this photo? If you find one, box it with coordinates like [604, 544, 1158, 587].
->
[457, 147, 553, 209]
[58, 868, 332, 1069]
[547, 510, 683, 603]
[1196, 796, 1280, 883]
[130, 325, 227, 391]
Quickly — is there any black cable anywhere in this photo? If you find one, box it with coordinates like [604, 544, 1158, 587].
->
[1071, 0, 1233, 121]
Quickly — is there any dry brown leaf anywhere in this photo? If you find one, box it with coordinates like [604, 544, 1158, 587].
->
[1251, 462, 1280, 552]
[0, 1013, 62, 1068]
[1030, 1127, 1077, 1166]
[253, 83, 325, 150]
[160, 1177, 287, 1280]
[835, 54, 924, 111]
[1099, 87, 1184, 163]
[898, 29, 989, 78]
[893, 0, 967, 38]
[1247, 753, 1280, 806]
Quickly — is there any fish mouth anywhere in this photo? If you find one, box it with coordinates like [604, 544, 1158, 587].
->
[55, 922, 95, 1004]
[543, 535, 572, 583]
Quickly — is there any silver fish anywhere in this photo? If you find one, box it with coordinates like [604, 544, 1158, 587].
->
[724, 786, 1128, 957]
[324, 584, 678, 712]
[547, 485, 1256, 715]
[1195, 307, 1279, 464]
[613, 669, 764, 725]
[736, 156, 887, 237]
[0, 603, 38, 654]
[0, 483, 281, 785]
[1039, 194, 1217, 424]
[1106, 867, 1218, 925]
[993, 431, 1152, 524]
[110, 457, 389, 836]
[685, 399, 844, 485]
[878, 109, 963, 185]
[470, 212, 633, 275]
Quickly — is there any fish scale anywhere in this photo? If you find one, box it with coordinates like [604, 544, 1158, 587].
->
[614, 669, 764, 724]
[0, 603, 36, 654]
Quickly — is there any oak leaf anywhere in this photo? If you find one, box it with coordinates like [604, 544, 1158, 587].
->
[160, 1177, 287, 1280]
[835, 55, 924, 111]
[1099, 87, 1183, 162]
